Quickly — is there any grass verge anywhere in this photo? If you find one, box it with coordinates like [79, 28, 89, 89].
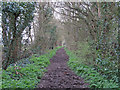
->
[2, 47, 61, 88]
[65, 48, 119, 88]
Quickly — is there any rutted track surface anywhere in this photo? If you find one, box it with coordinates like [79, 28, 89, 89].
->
[38, 47, 89, 88]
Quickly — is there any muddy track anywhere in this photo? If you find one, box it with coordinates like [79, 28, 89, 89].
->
[38, 47, 89, 88]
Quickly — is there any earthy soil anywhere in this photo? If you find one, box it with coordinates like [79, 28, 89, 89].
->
[38, 47, 89, 88]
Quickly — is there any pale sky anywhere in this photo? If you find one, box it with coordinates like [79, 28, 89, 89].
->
[0, 12, 2, 45]
[54, 8, 61, 20]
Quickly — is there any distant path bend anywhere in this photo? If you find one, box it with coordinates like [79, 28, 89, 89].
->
[38, 47, 89, 88]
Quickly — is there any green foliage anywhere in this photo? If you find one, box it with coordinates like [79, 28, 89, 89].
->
[94, 57, 118, 83]
[49, 26, 57, 49]
[2, 2, 35, 35]
[74, 41, 95, 64]
[2, 47, 60, 88]
[91, 3, 118, 84]
[72, 41, 118, 85]
[0, 68, 2, 89]
[65, 48, 119, 88]
[2, 2, 36, 69]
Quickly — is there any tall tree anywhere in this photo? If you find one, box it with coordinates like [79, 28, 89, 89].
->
[118, 2, 120, 85]
[2, 2, 35, 70]
[32, 2, 57, 54]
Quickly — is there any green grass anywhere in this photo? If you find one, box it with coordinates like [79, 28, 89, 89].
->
[73, 41, 95, 65]
[2, 47, 61, 88]
[0, 68, 2, 89]
[65, 48, 119, 88]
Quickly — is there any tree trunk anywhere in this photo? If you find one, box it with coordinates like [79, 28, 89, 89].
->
[2, 15, 18, 70]
[118, 3, 120, 86]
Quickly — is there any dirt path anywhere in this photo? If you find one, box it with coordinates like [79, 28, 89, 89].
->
[38, 47, 89, 88]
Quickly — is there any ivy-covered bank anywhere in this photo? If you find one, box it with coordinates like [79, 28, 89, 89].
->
[65, 48, 119, 88]
[2, 47, 61, 88]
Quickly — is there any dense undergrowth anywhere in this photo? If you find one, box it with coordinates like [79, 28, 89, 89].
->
[65, 48, 119, 88]
[2, 47, 61, 88]
[74, 41, 118, 83]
